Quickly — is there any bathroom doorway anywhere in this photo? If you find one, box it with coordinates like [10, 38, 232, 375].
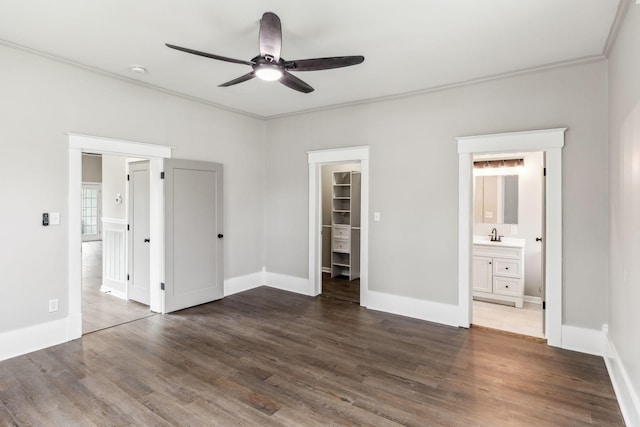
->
[320, 162, 361, 304]
[470, 151, 545, 338]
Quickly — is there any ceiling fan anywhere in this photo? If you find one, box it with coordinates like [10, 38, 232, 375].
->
[166, 12, 365, 93]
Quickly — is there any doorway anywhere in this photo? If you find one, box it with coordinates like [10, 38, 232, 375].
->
[470, 151, 544, 338]
[307, 146, 370, 305]
[456, 128, 565, 347]
[321, 162, 361, 304]
[69, 134, 170, 341]
[80, 154, 154, 334]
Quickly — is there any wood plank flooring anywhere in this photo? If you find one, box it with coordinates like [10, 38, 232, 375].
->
[82, 241, 154, 334]
[0, 287, 624, 426]
[322, 272, 360, 304]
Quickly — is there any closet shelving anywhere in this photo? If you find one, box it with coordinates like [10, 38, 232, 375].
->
[331, 171, 361, 280]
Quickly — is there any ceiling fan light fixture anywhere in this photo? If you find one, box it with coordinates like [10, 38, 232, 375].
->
[255, 65, 283, 81]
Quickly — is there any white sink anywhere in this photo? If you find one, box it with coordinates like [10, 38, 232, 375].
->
[473, 235, 525, 248]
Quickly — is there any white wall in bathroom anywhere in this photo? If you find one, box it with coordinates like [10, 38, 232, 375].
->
[474, 151, 544, 298]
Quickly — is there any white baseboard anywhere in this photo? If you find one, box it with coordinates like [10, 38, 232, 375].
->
[0, 318, 73, 362]
[523, 295, 542, 304]
[366, 290, 459, 327]
[603, 326, 640, 427]
[264, 272, 310, 296]
[322, 267, 331, 274]
[561, 324, 605, 356]
[100, 285, 126, 300]
[224, 271, 265, 297]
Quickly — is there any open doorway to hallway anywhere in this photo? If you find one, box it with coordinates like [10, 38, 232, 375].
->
[80, 153, 154, 334]
[320, 162, 361, 304]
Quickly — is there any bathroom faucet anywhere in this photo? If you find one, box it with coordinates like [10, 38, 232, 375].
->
[490, 228, 502, 242]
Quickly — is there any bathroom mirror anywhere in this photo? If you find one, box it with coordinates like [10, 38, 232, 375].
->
[474, 175, 518, 224]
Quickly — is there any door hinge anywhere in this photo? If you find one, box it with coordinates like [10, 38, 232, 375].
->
[160, 172, 165, 179]
[160, 282, 165, 290]
[543, 167, 546, 177]
[127, 274, 130, 281]
[127, 224, 130, 231]
[127, 174, 130, 181]
[542, 301, 546, 310]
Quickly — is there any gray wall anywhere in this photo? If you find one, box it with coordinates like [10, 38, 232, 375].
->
[82, 154, 102, 183]
[101, 155, 127, 220]
[0, 43, 266, 333]
[265, 60, 608, 329]
[608, 3, 640, 405]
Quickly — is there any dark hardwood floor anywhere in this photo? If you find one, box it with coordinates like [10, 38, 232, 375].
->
[0, 287, 623, 426]
[322, 272, 360, 304]
[82, 241, 154, 334]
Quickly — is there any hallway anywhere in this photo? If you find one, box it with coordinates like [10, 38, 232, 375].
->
[82, 241, 154, 334]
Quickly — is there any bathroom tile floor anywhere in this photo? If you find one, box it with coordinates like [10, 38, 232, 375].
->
[472, 299, 544, 338]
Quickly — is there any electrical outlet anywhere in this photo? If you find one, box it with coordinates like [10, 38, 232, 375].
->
[48, 299, 59, 313]
[374, 212, 381, 221]
[510, 225, 517, 235]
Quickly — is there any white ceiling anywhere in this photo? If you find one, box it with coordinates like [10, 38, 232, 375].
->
[0, 1, 621, 118]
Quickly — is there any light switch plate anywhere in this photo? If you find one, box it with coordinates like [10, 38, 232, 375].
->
[49, 212, 60, 225]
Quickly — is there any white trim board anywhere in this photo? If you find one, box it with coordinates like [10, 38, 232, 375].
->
[99, 285, 127, 300]
[457, 128, 565, 348]
[224, 270, 266, 297]
[0, 318, 71, 362]
[560, 325, 605, 356]
[604, 327, 640, 427]
[307, 146, 370, 306]
[264, 272, 310, 296]
[367, 291, 459, 327]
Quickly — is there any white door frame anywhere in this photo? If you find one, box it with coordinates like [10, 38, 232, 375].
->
[68, 134, 172, 339]
[457, 128, 565, 347]
[308, 146, 370, 305]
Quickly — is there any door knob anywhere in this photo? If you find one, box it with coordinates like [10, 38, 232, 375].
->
[536, 237, 542, 242]
[218, 234, 224, 239]
[144, 238, 150, 243]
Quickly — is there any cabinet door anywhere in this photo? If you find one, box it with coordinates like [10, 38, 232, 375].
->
[472, 256, 493, 292]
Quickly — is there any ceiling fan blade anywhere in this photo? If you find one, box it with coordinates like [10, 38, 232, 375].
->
[259, 12, 282, 62]
[218, 72, 256, 87]
[279, 71, 314, 93]
[285, 56, 365, 71]
[166, 43, 253, 66]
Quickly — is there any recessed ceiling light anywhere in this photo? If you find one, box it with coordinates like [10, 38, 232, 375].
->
[129, 65, 147, 75]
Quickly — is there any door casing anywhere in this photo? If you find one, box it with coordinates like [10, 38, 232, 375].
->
[68, 134, 172, 340]
[457, 128, 565, 347]
[307, 146, 370, 305]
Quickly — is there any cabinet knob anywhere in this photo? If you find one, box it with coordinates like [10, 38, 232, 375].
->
[489, 261, 492, 265]
[506, 285, 509, 288]
[505, 267, 509, 270]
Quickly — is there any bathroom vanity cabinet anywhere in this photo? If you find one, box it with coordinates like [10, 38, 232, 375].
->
[472, 238, 525, 308]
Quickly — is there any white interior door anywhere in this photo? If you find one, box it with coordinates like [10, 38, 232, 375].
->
[164, 159, 224, 313]
[81, 183, 101, 242]
[128, 161, 150, 305]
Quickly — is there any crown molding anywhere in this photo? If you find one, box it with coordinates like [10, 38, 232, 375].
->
[604, 0, 634, 57]
[0, 38, 265, 121]
[1, 37, 606, 122]
[266, 55, 605, 120]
